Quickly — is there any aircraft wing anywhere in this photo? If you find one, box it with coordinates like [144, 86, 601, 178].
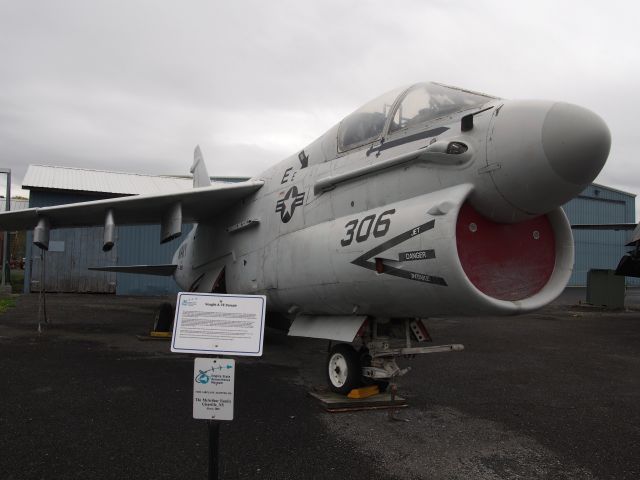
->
[0, 180, 264, 238]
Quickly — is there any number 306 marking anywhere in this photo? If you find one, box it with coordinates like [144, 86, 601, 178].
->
[340, 209, 396, 247]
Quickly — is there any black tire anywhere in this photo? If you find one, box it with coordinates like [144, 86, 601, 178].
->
[326, 344, 361, 395]
[153, 302, 174, 332]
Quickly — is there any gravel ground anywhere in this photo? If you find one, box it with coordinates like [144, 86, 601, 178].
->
[0, 293, 638, 479]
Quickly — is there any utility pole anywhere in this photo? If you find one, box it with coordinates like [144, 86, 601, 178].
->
[0, 168, 11, 293]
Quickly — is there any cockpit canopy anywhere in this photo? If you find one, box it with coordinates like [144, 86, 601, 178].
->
[338, 82, 497, 152]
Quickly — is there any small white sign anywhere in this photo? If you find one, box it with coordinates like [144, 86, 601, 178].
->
[171, 292, 266, 356]
[193, 358, 235, 421]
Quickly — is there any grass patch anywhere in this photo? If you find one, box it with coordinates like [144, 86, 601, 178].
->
[0, 297, 16, 314]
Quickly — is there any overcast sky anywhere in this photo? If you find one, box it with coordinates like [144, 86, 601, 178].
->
[1, 0, 638, 216]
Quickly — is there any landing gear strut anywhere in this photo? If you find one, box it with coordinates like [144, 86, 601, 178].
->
[153, 302, 174, 332]
[325, 317, 464, 394]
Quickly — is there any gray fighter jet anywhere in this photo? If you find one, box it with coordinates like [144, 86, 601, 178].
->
[0, 82, 611, 393]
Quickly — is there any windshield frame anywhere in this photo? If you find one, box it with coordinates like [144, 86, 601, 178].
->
[385, 82, 498, 137]
[336, 85, 410, 154]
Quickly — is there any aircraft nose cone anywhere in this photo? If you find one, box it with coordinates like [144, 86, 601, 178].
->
[542, 102, 610, 185]
[474, 99, 612, 223]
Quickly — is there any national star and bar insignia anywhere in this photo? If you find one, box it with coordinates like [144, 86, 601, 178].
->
[276, 186, 305, 223]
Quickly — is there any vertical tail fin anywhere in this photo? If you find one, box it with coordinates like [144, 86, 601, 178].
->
[190, 145, 212, 188]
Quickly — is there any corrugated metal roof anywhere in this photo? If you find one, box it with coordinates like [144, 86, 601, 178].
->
[0, 198, 29, 212]
[22, 165, 193, 195]
[592, 182, 637, 198]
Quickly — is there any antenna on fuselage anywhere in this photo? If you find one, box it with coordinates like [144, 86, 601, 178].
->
[190, 145, 212, 188]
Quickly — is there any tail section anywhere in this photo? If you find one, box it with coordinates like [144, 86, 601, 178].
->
[190, 145, 212, 188]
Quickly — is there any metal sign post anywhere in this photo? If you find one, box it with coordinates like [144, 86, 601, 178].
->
[0, 169, 10, 291]
[208, 420, 220, 480]
[174, 292, 265, 480]
[193, 357, 235, 480]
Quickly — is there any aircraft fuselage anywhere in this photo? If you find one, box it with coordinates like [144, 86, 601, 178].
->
[173, 83, 610, 319]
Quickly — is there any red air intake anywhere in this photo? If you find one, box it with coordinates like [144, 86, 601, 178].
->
[456, 202, 556, 301]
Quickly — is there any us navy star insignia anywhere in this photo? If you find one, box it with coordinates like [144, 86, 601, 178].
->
[276, 186, 305, 223]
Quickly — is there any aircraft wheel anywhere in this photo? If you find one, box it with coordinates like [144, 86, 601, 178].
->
[153, 302, 174, 332]
[327, 344, 361, 395]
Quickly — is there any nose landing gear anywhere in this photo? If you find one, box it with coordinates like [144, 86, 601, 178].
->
[325, 317, 464, 394]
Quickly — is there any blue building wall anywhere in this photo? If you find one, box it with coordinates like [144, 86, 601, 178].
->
[25, 189, 189, 296]
[116, 224, 191, 296]
[26, 190, 118, 293]
[562, 184, 639, 286]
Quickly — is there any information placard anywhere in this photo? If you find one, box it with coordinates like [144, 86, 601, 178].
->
[171, 292, 266, 356]
[193, 357, 235, 420]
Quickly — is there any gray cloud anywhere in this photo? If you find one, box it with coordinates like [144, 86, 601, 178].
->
[0, 0, 638, 217]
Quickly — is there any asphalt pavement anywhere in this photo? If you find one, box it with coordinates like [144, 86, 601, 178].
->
[0, 293, 638, 479]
